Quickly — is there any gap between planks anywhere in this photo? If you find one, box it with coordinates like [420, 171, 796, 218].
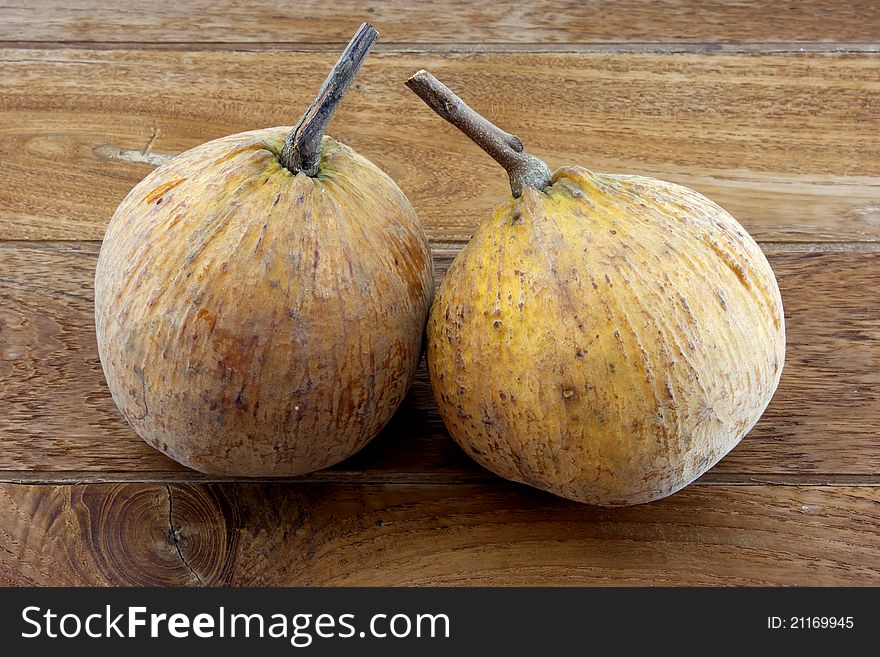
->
[3, 239, 880, 253]
[0, 41, 878, 54]
[2, 471, 878, 486]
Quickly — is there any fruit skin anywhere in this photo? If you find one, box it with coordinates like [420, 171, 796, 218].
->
[95, 127, 433, 476]
[428, 166, 784, 506]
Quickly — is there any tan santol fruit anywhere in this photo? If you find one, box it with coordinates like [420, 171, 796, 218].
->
[95, 24, 433, 476]
[407, 71, 785, 506]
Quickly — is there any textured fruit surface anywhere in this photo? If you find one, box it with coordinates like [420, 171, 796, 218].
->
[428, 166, 785, 506]
[95, 127, 433, 476]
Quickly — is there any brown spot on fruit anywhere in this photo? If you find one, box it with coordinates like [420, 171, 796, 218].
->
[195, 307, 217, 333]
[144, 177, 185, 204]
[705, 237, 750, 289]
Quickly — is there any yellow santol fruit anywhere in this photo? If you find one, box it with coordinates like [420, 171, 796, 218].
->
[407, 71, 785, 506]
[95, 24, 433, 476]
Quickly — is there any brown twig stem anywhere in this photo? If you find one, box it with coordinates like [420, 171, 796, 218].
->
[405, 69, 552, 198]
[280, 22, 378, 176]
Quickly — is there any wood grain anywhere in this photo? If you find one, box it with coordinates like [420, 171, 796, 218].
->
[1, 241, 877, 481]
[2, 482, 878, 586]
[2, 2, 878, 590]
[1, 49, 879, 241]
[2, 1, 879, 46]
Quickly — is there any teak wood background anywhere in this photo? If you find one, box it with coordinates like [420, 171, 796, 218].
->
[1, 1, 878, 586]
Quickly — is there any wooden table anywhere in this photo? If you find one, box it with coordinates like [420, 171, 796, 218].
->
[1, 1, 878, 586]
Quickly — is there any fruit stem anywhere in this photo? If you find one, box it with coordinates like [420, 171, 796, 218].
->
[280, 22, 378, 176]
[405, 70, 552, 198]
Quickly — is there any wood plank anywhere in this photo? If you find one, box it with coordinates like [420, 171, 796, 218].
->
[1, 49, 878, 241]
[1, 242, 877, 481]
[2, 1, 879, 46]
[1, 482, 877, 585]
